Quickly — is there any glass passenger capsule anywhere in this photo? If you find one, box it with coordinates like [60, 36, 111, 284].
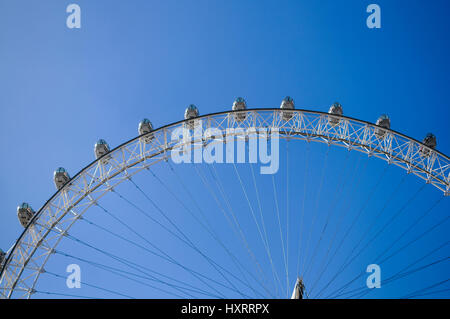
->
[0, 248, 6, 267]
[375, 114, 390, 138]
[420, 133, 437, 157]
[328, 102, 343, 126]
[53, 167, 71, 190]
[232, 97, 247, 122]
[94, 139, 111, 163]
[184, 104, 199, 120]
[138, 118, 154, 143]
[184, 104, 200, 130]
[423, 133, 437, 148]
[280, 96, 295, 121]
[17, 202, 35, 228]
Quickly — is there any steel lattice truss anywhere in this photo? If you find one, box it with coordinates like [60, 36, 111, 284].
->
[1, 109, 449, 299]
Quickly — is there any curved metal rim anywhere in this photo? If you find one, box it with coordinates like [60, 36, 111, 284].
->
[1, 107, 449, 296]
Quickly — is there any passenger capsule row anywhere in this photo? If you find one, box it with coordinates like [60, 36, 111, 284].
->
[10, 98, 437, 232]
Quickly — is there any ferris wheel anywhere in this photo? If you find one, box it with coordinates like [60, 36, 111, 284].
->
[0, 97, 449, 299]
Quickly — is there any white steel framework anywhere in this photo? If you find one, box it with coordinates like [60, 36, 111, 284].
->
[0, 108, 449, 299]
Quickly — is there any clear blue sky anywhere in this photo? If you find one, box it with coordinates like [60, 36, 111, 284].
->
[0, 0, 449, 298]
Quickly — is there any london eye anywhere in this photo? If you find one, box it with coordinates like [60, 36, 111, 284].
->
[1, 98, 448, 299]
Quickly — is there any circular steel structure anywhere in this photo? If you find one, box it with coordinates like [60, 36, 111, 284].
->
[1, 108, 449, 299]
